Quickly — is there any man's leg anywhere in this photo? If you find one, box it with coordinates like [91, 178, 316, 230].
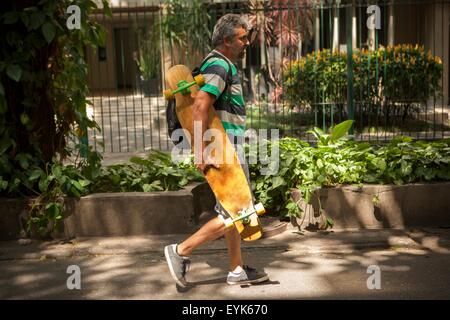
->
[224, 224, 243, 272]
[164, 216, 226, 287]
[177, 216, 225, 257]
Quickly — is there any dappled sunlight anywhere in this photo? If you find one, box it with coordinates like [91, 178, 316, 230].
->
[1, 227, 450, 299]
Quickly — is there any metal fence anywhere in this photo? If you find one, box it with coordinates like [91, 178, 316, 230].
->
[85, 0, 450, 154]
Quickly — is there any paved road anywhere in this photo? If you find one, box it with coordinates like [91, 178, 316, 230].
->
[1, 228, 450, 300]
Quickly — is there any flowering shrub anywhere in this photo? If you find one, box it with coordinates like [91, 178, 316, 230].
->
[283, 45, 443, 108]
[380, 44, 443, 102]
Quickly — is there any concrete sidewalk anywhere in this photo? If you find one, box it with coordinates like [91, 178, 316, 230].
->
[1, 226, 450, 299]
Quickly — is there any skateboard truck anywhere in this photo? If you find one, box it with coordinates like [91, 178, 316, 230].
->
[223, 203, 265, 229]
[163, 74, 205, 100]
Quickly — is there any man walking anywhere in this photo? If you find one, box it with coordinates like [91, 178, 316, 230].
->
[164, 14, 269, 287]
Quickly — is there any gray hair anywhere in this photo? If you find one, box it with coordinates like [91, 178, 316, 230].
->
[212, 14, 249, 47]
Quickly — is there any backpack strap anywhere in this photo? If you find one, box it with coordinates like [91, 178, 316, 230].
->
[192, 52, 233, 97]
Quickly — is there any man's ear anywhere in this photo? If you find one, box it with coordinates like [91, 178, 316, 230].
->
[223, 36, 232, 47]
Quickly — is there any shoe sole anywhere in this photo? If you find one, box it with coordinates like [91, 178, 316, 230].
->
[164, 245, 187, 288]
[227, 274, 269, 285]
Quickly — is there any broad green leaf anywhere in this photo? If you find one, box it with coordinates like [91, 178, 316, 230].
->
[0, 177, 8, 190]
[29, 169, 43, 181]
[30, 11, 45, 30]
[6, 65, 22, 82]
[42, 22, 55, 43]
[330, 120, 354, 141]
[79, 179, 91, 187]
[3, 11, 19, 24]
[52, 165, 62, 178]
[256, 181, 264, 190]
[16, 153, 29, 169]
[143, 180, 163, 192]
[102, 0, 113, 18]
[271, 176, 285, 189]
[400, 160, 412, 176]
[39, 177, 49, 192]
[285, 154, 294, 166]
[316, 159, 324, 169]
[111, 175, 121, 185]
[72, 180, 84, 192]
[71, 187, 81, 198]
[20, 113, 30, 125]
[20, 12, 30, 27]
[0, 137, 14, 155]
[179, 177, 188, 186]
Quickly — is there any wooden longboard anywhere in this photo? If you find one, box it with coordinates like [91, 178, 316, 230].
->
[164, 64, 263, 241]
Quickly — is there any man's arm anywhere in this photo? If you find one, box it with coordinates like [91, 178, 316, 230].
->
[192, 90, 217, 172]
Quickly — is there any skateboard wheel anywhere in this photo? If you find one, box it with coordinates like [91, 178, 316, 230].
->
[163, 89, 174, 100]
[194, 74, 205, 87]
[255, 203, 265, 215]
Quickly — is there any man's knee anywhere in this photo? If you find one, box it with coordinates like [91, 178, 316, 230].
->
[224, 225, 240, 239]
[211, 216, 226, 234]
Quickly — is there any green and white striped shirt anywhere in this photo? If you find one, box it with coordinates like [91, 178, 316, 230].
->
[199, 50, 246, 141]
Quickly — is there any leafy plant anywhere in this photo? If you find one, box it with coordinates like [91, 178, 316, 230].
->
[136, 27, 161, 80]
[248, 120, 450, 225]
[380, 44, 444, 103]
[245, 0, 315, 87]
[161, 0, 211, 68]
[283, 45, 444, 109]
[0, 0, 111, 236]
[27, 160, 93, 237]
[90, 151, 204, 193]
[283, 49, 347, 106]
[307, 119, 354, 146]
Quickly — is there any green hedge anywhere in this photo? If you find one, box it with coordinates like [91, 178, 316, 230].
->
[283, 45, 443, 107]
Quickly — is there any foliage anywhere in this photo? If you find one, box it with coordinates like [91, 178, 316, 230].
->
[0, 148, 202, 237]
[379, 44, 444, 102]
[161, 0, 211, 68]
[0, 0, 111, 236]
[248, 121, 450, 221]
[284, 49, 347, 105]
[90, 151, 204, 193]
[266, 0, 315, 59]
[136, 27, 161, 80]
[283, 45, 444, 108]
[245, 0, 315, 89]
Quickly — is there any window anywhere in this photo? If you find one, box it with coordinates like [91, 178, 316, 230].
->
[98, 46, 107, 62]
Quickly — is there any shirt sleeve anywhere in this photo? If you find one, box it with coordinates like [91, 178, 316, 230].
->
[199, 59, 229, 99]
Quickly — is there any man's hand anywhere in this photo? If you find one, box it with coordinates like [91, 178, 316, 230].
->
[192, 90, 217, 173]
[196, 156, 220, 173]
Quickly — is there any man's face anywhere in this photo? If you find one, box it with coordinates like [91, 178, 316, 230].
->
[227, 27, 249, 61]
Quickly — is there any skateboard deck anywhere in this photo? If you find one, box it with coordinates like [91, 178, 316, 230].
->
[164, 64, 265, 241]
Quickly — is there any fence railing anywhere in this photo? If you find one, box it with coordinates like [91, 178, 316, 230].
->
[85, 0, 450, 154]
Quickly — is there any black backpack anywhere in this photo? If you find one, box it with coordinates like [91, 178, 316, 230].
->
[166, 53, 233, 146]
